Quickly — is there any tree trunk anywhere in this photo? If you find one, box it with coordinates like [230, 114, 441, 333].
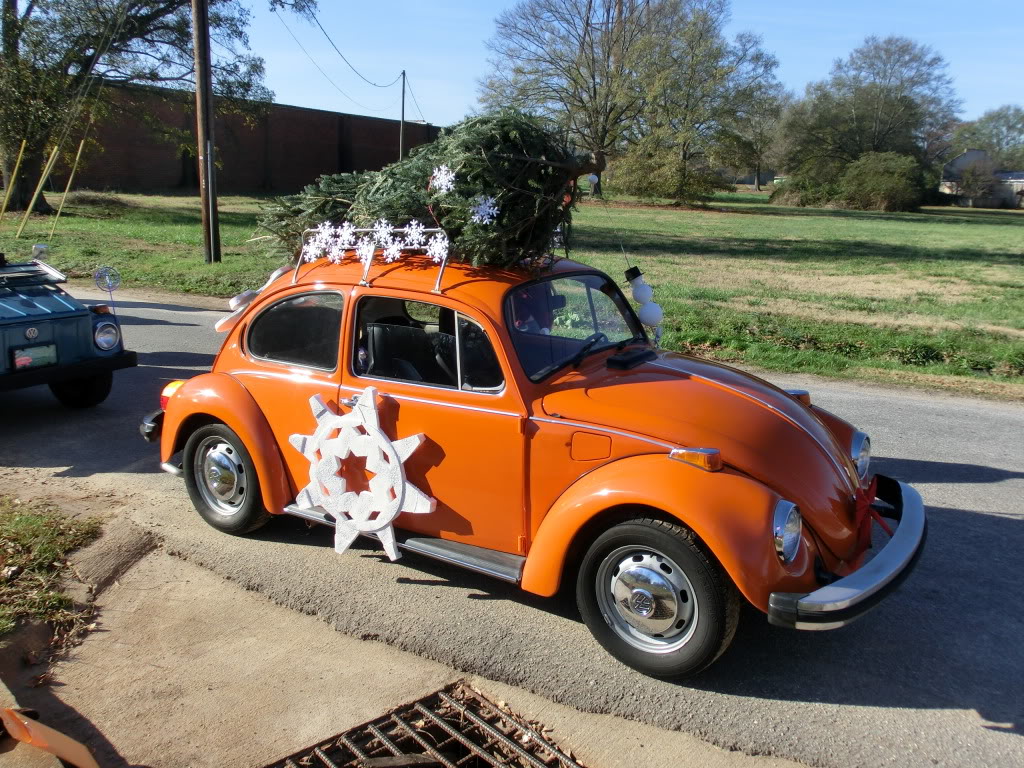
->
[593, 172, 603, 197]
[753, 161, 761, 192]
[1, 148, 54, 214]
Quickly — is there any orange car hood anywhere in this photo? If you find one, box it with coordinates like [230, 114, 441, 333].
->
[541, 351, 861, 559]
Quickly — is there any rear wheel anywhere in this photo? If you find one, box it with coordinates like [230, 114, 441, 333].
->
[577, 517, 740, 678]
[183, 424, 270, 534]
[48, 372, 113, 408]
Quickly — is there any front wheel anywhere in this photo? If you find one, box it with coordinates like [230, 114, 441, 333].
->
[48, 371, 113, 408]
[183, 424, 270, 534]
[577, 517, 740, 678]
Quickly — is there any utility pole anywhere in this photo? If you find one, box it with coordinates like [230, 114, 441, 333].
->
[399, 70, 406, 161]
[191, 0, 221, 263]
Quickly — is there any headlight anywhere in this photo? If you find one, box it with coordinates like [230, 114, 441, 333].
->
[94, 321, 120, 351]
[773, 500, 802, 563]
[851, 431, 871, 483]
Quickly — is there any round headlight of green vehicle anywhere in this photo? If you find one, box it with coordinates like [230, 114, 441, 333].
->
[94, 321, 120, 351]
[851, 431, 871, 483]
[772, 500, 802, 563]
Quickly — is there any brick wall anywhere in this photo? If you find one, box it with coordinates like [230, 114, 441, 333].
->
[59, 86, 439, 194]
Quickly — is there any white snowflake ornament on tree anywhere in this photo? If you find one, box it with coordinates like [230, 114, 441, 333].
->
[470, 195, 500, 224]
[288, 387, 436, 561]
[430, 165, 456, 193]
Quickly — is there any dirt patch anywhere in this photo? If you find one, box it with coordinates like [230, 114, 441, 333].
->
[854, 367, 1024, 401]
[715, 297, 1024, 338]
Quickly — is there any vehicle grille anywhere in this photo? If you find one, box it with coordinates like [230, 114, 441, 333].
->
[264, 681, 587, 768]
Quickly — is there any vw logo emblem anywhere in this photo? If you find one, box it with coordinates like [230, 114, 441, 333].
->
[24, 327, 39, 340]
[630, 589, 655, 617]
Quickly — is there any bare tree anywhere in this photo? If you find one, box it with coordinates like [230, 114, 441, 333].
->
[479, 0, 658, 192]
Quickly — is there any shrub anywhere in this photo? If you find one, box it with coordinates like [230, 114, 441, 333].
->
[839, 152, 924, 211]
[610, 146, 733, 204]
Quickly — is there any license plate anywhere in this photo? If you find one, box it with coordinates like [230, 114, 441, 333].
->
[12, 344, 57, 370]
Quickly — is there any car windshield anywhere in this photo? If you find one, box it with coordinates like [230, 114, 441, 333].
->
[506, 272, 645, 381]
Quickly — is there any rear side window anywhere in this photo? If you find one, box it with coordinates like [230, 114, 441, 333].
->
[247, 292, 343, 369]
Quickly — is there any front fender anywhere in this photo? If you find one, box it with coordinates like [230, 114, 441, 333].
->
[521, 453, 820, 612]
[161, 373, 292, 515]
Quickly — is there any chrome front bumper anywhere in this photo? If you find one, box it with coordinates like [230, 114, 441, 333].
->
[767, 475, 926, 630]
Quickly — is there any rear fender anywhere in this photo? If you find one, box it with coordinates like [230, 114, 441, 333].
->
[521, 453, 819, 612]
[161, 373, 292, 514]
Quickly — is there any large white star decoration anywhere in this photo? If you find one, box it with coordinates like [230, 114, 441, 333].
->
[288, 386, 436, 561]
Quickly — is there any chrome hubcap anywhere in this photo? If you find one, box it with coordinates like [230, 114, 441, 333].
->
[194, 437, 246, 516]
[596, 547, 698, 653]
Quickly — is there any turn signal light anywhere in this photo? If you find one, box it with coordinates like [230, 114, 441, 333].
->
[160, 380, 185, 410]
[786, 389, 811, 406]
[669, 447, 723, 472]
[88, 304, 111, 314]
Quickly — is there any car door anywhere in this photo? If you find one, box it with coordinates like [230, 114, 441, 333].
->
[230, 290, 345, 498]
[340, 289, 527, 555]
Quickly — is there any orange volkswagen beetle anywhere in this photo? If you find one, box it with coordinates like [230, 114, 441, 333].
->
[141, 253, 926, 678]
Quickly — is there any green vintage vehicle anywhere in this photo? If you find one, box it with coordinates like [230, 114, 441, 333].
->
[0, 254, 136, 407]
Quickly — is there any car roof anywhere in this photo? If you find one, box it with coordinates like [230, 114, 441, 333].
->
[286, 254, 600, 312]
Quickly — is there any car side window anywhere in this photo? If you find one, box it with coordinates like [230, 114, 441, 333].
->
[247, 292, 343, 370]
[458, 315, 503, 391]
[354, 297, 457, 388]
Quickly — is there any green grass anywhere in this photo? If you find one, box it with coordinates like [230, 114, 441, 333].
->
[0, 496, 100, 637]
[1, 189, 1021, 397]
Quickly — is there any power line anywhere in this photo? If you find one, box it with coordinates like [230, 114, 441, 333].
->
[272, 10, 396, 114]
[310, 14, 402, 89]
[404, 75, 427, 123]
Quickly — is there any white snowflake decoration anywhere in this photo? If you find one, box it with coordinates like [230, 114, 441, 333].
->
[337, 221, 357, 247]
[403, 219, 426, 248]
[289, 387, 435, 561]
[372, 218, 393, 244]
[355, 236, 376, 266]
[382, 237, 403, 263]
[302, 221, 335, 262]
[470, 195, 500, 225]
[430, 165, 456, 193]
[426, 231, 449, 264]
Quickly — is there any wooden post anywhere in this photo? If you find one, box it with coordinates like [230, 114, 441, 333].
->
[399, 70, 406, 161]
[48, 139, 87, 240]
[191, 0, 221, 263]
[15, 145, 60, 239]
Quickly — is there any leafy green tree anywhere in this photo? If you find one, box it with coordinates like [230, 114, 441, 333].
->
[714, 82, 790, 190]
[779, 36, 960, 187]
[614, 0, 777, 202]
[0, 0, 315, 213]
[952, 105, 1024, 170]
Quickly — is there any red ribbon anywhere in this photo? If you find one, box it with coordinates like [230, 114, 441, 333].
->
[854, 475, 893, 551]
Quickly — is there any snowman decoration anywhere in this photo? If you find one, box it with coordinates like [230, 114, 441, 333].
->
[625, 266, 663, 345]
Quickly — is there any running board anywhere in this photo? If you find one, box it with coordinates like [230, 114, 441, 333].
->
[282, 504, 525, 584]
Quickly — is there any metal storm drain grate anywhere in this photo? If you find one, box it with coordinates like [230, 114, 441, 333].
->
[264, 681, 588, 768]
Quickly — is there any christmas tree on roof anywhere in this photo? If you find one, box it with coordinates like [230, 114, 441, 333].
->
[259, 109, 604, 270]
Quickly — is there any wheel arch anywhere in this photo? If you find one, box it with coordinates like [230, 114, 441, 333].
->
[520, 453, 816, 612]
[160, 373, 292, 515]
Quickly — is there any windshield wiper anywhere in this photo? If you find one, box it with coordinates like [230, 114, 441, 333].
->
[570, 335, 609, 368]
[615, 335, 645, 351]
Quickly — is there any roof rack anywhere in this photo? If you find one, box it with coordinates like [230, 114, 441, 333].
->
[0, 259, 67, 286]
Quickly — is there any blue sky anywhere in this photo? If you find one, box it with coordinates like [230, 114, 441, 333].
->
[245, 0, 1023, 127]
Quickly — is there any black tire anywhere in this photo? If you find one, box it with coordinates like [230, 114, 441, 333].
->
[183, 424, 270, 534]
[48, 371, 113, 408]
[576, 517, 740, 678]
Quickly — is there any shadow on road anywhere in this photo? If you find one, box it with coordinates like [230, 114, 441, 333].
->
[875, 455, 1024, 484]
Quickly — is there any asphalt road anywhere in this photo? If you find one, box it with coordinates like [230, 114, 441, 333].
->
[1, 284, 1022, 768]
